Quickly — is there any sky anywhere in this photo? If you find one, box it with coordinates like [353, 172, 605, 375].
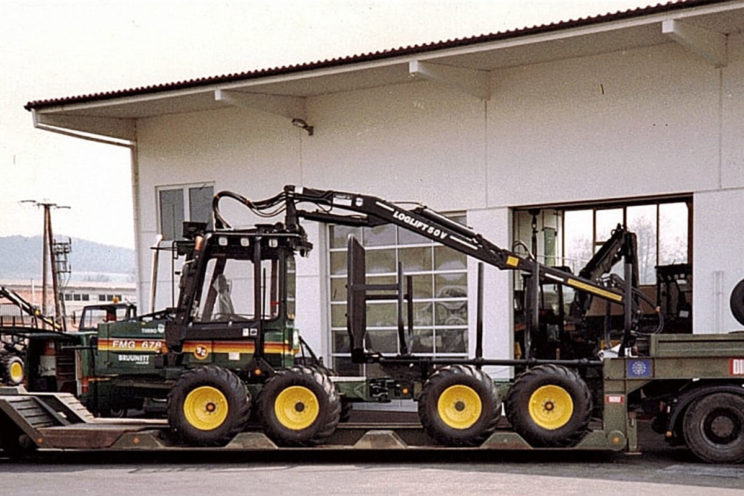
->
[0, 0, 651, 248]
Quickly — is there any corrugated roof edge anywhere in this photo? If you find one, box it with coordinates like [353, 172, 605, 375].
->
[24, 0, 723, 111]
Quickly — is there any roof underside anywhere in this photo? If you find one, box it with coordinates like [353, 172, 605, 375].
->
[25, 0, 744, 143]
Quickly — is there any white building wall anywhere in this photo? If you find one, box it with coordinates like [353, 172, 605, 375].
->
[135, 107, 302, 308]
[467, 207, 512, 378]
[722, 32, 744, 190]
[487, 43, 720, 207]
[133, 35, 744, 362]
[303, 81, 488, 211]
[693, 189, 744, 334]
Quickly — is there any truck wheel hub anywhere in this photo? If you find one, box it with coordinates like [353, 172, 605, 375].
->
[706, 409, 740, 444]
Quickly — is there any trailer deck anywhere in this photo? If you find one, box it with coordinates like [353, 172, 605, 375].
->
[0, 386, 625, 453]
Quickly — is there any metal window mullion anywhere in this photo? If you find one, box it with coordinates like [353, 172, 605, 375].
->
[185, 186, 191, 222]
[655, 202, 661, 267]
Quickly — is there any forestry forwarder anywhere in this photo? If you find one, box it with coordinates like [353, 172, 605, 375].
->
[206, 185, 657, 449]
[6, 185, 744, 464]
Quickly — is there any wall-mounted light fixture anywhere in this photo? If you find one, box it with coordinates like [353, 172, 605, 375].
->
[291, 118, 314, 136]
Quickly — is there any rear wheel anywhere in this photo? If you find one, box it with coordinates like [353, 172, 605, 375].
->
[418, 365, 500, 446]
[167, 365, 251, 446]
[340, 399, 353, 423]
[257, 366, 340, 446]
[683, 392, 744, 463]
[0, 354, 24, 386]
[505, 364, 592, 447]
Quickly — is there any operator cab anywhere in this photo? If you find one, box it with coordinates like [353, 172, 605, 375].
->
[165, 222, 312, 369]
[77, 303, 137, 331]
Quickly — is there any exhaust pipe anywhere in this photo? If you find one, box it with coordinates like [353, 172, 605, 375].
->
[149, 234, 163, 313]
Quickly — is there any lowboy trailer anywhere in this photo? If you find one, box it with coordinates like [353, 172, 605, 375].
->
[2, 185, 744, 463]
[3, 332, 744, 461]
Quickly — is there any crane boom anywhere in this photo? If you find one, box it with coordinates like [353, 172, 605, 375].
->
[213, 185, 627, 305]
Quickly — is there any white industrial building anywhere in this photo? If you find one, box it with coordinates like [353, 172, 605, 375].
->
[25, 1, 744, 376]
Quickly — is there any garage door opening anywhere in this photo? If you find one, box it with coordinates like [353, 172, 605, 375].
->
[512, 196, 692, 361]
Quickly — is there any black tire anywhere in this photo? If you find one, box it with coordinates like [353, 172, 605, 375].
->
[0, 354, 24, 386]
[167, 365, 251, 446]
[418, 365, 501, 446]
[97, 408, 128, 419]
[0, 427, 36, 459]
[683, 392, 744, 463]
[340, 399, 353, 423]
[505, 364, 592, 447]
[731, 279, 744, 326]
[257, 366, 341, 446]
[304, 365, 352, 423]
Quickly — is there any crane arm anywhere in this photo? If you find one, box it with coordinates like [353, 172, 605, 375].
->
[213, 185, 626, 305]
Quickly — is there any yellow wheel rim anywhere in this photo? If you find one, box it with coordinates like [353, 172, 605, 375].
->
[9, 361, 23, 384]
[528, 385, 574, 430]
[437, 385, 482, 430]
[183, 386, 228, 431]
[274, 386, 319, 430]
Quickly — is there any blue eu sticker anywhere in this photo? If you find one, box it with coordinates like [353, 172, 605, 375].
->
[627, 359, 652, 378]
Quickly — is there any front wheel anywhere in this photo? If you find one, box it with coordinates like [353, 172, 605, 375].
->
[167, 365, 251, 446]
[683, 392, 744, 463]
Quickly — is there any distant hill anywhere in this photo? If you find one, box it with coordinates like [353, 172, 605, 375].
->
[0, 236, 135, 283]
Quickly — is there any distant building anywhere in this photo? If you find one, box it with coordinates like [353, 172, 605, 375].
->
[0, 279, 136, 329]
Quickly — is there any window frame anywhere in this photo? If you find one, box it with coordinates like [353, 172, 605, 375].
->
[327, 213, 470, 376]
[560, 198, 692, 284]
[156, 183, 215, 240]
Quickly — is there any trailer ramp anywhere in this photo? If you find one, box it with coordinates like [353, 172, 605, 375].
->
[0, 387, 166, 451]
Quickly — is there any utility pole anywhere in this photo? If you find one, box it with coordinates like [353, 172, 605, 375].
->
[20, 200, 70, 330]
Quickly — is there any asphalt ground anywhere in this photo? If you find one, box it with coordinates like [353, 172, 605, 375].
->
[1, 421, 743, 496]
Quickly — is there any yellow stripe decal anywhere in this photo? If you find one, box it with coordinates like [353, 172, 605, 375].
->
[182, 341, 296, 356]
[567, 279, 624, 302]
[506, 256, 520, 267]
[97, 339, 164, 352]
[98, 339, 296, 355]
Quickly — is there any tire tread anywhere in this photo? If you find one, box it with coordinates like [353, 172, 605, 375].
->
[505, 364, 592, 447]
[418, 364, 501, 446]
[167, 365, 251, 446]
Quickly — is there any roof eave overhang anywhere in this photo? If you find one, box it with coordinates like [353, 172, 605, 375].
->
[28, 0, 742, 144]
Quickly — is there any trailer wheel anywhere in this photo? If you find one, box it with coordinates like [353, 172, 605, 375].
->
[505, 364, 592, 447]
[0, 424, 36, 459]
[683, 392, 744, 463]
[0, 354, 24, 386]
[731, 279, 744, 326]
[257, 366, 340, 446]
[418, 365, 501, 446]
[167, 365, 251, 446]
[97, 408, 128, 419]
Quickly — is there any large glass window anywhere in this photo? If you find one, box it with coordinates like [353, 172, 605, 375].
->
[158, 184, 214, 240]
[559, 200, 690, 285]
[513, 198, 692, 357]
[329, 215, 469, 376]
[195, 257, 280, 323]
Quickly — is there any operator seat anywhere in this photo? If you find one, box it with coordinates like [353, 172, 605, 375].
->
[213, 274, 235, 318]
